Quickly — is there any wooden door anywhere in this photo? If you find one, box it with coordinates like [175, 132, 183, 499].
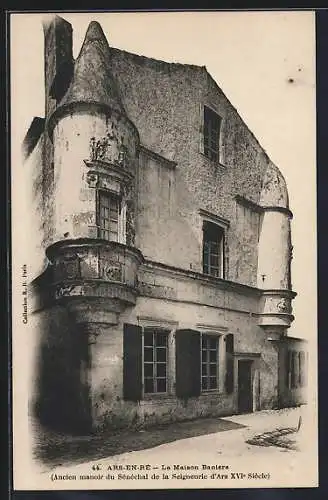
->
[238, 360, 253, 413]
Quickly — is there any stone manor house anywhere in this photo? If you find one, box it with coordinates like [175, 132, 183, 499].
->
[23, 16, 307, 434]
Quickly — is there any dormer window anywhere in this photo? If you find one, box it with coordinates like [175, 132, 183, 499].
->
[204, 106, 221, 163]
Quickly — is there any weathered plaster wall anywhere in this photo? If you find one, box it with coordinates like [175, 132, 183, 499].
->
[85, 293, 278, 431]
[52, 111, 138, 241]
[31, 284, 278, 433]
[88, 324, 131, 430]
[131, 276, 279, 411]
[136, 150, 188, 266]
[110, 49, 289, 287]
[233, 202, 261, 286]
[25, 136, 47, 280]
[83, 261, 279, 431]
[257, 211, 291, 289]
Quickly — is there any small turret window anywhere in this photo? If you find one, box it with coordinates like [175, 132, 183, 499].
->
[98, 191, 120, 242]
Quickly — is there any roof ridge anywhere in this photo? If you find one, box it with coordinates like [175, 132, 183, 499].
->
[109, 46, 205, 70]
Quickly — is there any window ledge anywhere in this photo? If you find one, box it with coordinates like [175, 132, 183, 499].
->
[140, 391, 230, 403]
[200, 390, 225, 397]
[202, 272, 225, 280]
[140, 394, 176, 404]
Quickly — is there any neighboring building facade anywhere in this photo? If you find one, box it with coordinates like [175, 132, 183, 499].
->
[23, 16, 307, 434]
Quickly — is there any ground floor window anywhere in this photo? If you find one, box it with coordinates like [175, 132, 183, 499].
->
[201, 334, 219, 391]
[143, 328, 169, 394]
[123, 324, 234, 402]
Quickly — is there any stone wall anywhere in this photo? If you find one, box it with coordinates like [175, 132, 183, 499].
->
[25, 134, 48, 280]
[110, 48, 286, 287]
[80, 260, 280, 431]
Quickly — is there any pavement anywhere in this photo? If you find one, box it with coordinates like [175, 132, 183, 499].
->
[27, 404, 318, 489]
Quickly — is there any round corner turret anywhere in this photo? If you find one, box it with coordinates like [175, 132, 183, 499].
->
[260, 162, 290, 210]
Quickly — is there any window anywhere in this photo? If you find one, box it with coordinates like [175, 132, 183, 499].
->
[201, 334, 219, 391]
[143, 328, 169, 394]
[98, 191, 120, 241]
[204, 105, 221, 162]
[203, 221, 224, 278]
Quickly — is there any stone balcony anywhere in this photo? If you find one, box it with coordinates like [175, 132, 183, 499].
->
[258, 289, 296, 330]
[32, 239, 144, 314]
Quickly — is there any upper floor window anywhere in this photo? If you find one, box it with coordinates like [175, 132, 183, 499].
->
[203, 221, 225, 278]
[143, 328, 169, 394]
[98, 191, 120, 242]
[204, 105, 221, 163]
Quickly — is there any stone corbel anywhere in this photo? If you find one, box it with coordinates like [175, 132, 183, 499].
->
[86, 172, 99, 188]
[81, 323, 102, 345]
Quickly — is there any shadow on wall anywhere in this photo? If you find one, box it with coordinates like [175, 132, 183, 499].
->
[33, 297, 92, 436]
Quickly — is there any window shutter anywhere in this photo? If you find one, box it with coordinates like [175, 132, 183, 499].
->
[286, 350, 292, 389]
[295, 351, 300, 388]
[199, 104, 205, 154]
[176, 329, 201, 399]
[123, 323, 142, 401]
[305, 351, 309, 387]
[225, 333, 234, 394]
[299, 351, 305, 387]
[291, 351, 297, 388]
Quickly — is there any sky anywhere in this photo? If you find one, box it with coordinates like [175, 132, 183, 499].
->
[10, 11, 316, 340]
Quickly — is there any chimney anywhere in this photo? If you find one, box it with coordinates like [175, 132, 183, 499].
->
[42, 15, 73, 117]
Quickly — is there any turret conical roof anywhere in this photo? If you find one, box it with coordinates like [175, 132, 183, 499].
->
[59, 21, 125, 114]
